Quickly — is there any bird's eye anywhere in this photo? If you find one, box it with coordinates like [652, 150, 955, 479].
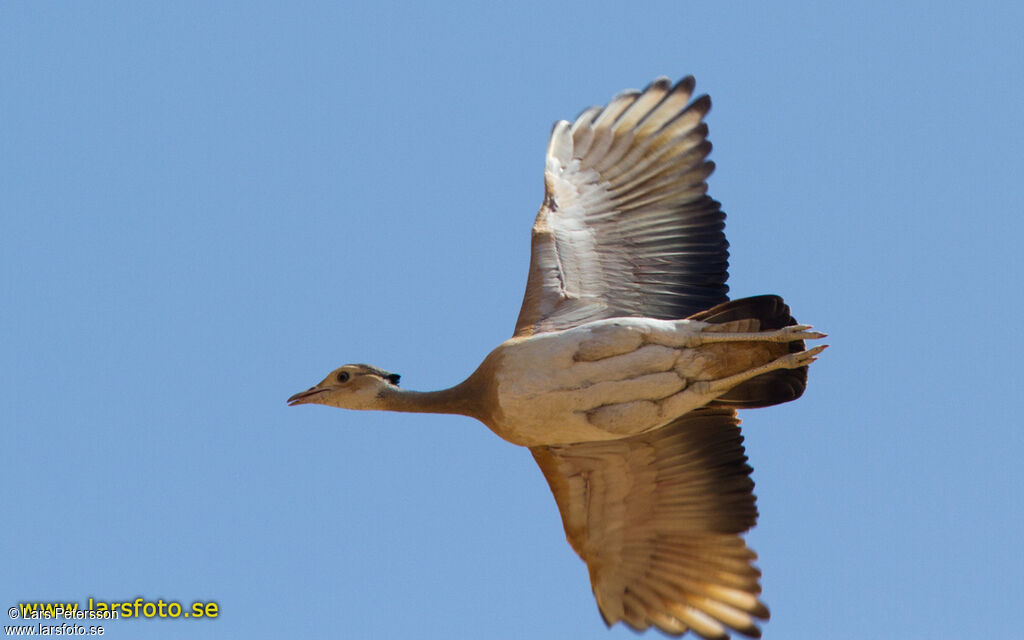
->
[337, 371, 350, 383]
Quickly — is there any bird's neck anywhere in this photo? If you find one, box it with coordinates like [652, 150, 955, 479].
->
[377, 381, 481, 419]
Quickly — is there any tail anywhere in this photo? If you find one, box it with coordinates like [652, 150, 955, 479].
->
[688, 295, 808, 409]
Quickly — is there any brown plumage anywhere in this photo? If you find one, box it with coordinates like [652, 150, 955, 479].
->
[532, 409, 768, 639]
[289, 76, 826, 638]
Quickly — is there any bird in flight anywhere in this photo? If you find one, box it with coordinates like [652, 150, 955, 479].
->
[289, 76, 826, 639]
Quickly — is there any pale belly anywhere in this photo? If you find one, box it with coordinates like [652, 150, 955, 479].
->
[487, 317, 724, 447]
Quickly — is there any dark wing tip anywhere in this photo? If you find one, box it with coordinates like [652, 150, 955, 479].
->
[645, 76, 672, 92]
[673, 75, 696, 96]
[691, 93, 712, 115]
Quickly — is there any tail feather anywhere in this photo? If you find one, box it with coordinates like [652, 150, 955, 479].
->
[689, 295, 808, 409]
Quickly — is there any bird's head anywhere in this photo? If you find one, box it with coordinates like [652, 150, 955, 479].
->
[287, 364, 401, 410]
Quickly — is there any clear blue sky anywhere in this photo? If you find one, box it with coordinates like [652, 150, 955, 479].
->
[3, 2, 1022, 639]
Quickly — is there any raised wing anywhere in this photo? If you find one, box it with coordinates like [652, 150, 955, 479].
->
[530, 409, 768, 639]
[514, 76, 729, 337]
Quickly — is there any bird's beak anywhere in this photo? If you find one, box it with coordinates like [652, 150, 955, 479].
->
[287, 387, 326, 406]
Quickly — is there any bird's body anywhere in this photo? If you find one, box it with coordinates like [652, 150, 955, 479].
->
[289, 76, 826, 639]
[489, 317, 704, 446]
[476, 315, 818, 447]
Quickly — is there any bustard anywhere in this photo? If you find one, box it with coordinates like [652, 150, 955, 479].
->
[289, 76, 826, 639]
